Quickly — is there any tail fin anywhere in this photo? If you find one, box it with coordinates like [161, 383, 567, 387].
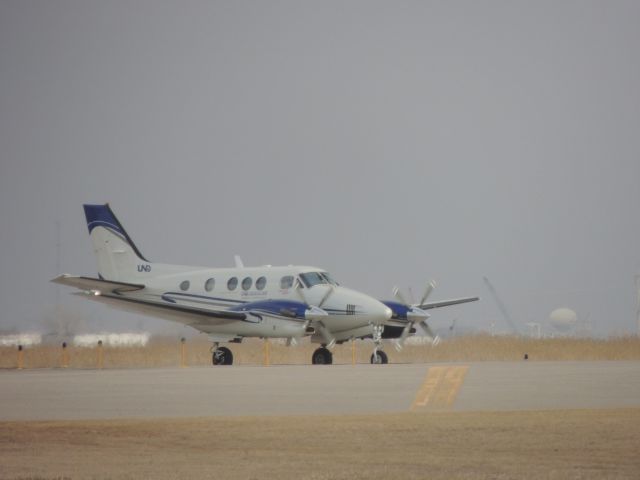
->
[83, 204, 151, 281]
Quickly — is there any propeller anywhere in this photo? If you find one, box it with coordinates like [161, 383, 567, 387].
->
[296, 280, 335, 347]
[392, 281, 440, 351]
[295, 280, 334, 309]
[317, 284, 335, 308]
[419, 280, 437, 307]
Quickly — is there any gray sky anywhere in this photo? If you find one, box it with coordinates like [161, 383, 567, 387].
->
[1, 0, 639, 337]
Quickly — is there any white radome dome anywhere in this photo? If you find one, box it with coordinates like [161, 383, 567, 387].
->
[549, 308, 577, 332]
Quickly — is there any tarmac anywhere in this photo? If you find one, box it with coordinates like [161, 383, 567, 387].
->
[1, 361, 639, 420]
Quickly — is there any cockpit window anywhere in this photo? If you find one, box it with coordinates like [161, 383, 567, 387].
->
[320, 272, 338, 286]
[299, 272, 337, 288]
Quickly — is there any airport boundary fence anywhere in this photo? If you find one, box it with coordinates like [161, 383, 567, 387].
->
[1, 334, 640, 369]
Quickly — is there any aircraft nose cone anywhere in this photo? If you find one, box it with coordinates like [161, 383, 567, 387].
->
[357, 294, 392, 324]
[370, 303, 393, 325]
[332, 287, 393, 324]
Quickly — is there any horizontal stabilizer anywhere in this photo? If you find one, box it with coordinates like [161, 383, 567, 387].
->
[55, 274, 249, 323]
[51, 274, 145, 294]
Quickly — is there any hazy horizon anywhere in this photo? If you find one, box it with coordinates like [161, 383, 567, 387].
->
[1, 1, 639, 338]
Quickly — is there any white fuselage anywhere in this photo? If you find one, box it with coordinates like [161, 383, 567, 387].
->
[96, 262, 392, 343]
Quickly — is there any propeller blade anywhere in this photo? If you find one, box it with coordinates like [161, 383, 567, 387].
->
[315, 320, 336, 349]
[317, 285, 335, 308]
[419, 319, 441, 346]
[418, 320, 433, 338]
[419, 280, 437, 306]
[393, 286, 409, 306]
[295, 281, 308, 304]
[394, 321, 414, 352]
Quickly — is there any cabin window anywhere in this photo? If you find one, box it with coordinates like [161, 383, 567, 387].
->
[242, 277, 252, 291]
[227, 277, 238, 291]
[280, 276, 294, 289]
[256, 276, 267, 290]
[204, 278, 215, 292]
[180, 280, 190, 291]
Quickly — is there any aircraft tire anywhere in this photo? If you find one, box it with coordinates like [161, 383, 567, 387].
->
[212, 346, 233, 365]
[370, 350, 388, 364]
[311, 347, 333, 365]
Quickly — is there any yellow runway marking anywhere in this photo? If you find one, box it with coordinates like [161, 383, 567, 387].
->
[411, 365, 469, 410]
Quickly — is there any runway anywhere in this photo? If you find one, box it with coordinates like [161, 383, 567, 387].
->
[1, 361, 639, 420]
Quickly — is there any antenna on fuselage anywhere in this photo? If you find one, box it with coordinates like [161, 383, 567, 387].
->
[234, 255, 244, 268]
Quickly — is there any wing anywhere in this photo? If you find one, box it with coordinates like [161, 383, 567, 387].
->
[418, 296, 479, 310]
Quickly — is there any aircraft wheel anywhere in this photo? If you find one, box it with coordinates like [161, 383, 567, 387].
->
[370, 350, 388, 364]
[212, 346, 233, 365]
[311, 347, 333, 365]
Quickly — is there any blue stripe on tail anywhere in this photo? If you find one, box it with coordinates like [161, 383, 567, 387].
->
[83, 204, 149, 262]
[83, 204, 124, 235]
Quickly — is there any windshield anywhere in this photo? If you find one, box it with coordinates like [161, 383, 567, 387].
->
[320, 272, 338, 285]
[299, 272, 338, 288]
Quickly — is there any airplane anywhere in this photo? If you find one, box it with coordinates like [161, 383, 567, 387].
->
[52, 204, 479, 365]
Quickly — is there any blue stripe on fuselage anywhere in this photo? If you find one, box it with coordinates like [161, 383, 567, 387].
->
[230, 299, 309, 319]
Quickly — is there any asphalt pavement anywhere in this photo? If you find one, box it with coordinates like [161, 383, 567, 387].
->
[1, 361, 638, 420]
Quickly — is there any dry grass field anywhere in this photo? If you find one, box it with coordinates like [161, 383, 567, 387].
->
[1, 334, 639, 369]
[1, 408, 639, 479]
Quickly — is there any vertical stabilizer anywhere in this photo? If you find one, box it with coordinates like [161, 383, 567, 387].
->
[83, 204, 150, 282]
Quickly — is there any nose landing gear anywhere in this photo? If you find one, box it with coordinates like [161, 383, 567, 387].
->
[370, 350, 388, 364]
[370, 324, 388, 364]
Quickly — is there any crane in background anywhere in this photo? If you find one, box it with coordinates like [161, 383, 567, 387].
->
[483, 276, 521, 335]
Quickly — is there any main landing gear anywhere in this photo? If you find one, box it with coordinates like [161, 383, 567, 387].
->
[212, 345, 233, 365]
[311, 346, 333, 365]
[210, 333, 390, 366]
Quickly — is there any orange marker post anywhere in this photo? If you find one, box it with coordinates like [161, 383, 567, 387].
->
[351, 338, 356, 366]
[180, 337, 186, 368]
[61, 342, 69, 368]
[97, 340, 103, 369]
[263, 338, 270, 367]
[17, 345, 24, 370]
